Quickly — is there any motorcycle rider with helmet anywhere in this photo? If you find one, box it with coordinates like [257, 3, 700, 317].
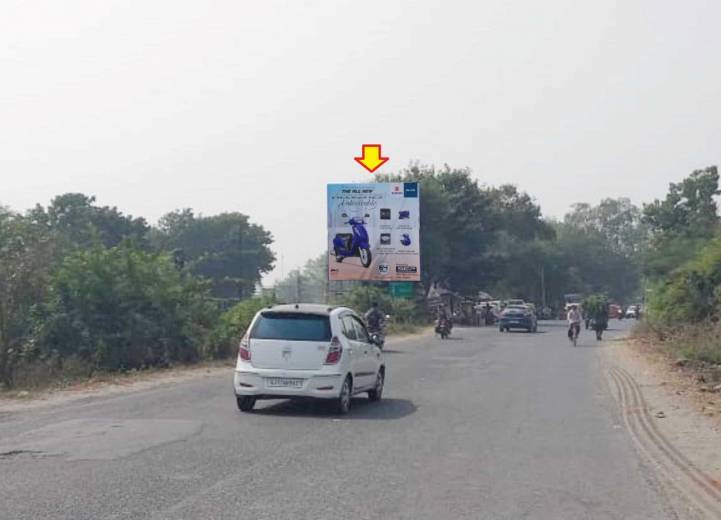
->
[364, 302, 386, 348]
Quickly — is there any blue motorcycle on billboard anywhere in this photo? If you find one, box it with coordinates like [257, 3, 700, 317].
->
[327, 183, 420, 281]
[333, 213, 372, 268]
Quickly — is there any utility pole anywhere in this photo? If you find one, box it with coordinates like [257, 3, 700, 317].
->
[296, 271, 302, 303]
[540, 264, 547, 309]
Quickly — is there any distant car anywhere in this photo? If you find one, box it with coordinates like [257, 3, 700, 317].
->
[233, 304, 386, 414]
[625, 305, 640, 319]
[499, 305, 538, 333]
[506, 299, 526, 307]
[609, 304, 622, 319]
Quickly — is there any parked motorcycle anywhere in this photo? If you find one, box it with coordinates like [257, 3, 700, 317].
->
[333, 213, 372, 268]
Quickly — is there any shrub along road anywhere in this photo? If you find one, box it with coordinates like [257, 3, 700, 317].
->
[0, 322, 709, 519]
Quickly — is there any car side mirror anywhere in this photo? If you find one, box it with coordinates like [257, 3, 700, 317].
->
[341, 213, 348, 218]
[370, 333, 381, 346]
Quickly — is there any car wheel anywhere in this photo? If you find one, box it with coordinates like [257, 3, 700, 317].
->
[368, 369, 384, 402]
[499, 327, 504, 333]
[334, 376, 352, 414]
[236, 396, 256, 412]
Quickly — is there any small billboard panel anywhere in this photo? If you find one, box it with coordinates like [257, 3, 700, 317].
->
[327, 183, 420, 282]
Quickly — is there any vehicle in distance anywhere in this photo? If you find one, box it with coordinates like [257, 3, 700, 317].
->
[625, 305, 640, 319]
[506, 299, 526, 307]
[499, 305, 538, 333]
[234, 304, 385, 414]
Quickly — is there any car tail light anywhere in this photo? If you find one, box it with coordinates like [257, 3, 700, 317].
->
[324, 336, 343, 365]
[239, 334, 251, 361]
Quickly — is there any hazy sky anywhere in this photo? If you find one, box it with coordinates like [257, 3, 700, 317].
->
[2, 0, 720, 282]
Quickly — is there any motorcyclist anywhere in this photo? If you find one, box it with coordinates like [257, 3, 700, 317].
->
[436, 303, 450, 323]
[435, 304, 452, 336]
[364, 302, 385, 333]
[567, 305, 582, 341]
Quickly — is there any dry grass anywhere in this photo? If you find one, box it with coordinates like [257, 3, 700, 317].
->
[632, 321, 721, 385]
[1, 357, 233, 398]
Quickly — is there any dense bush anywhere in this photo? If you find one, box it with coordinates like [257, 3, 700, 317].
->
[0, 210, 57, 386]
[662, 322, 721, 366]
[206, 297, 272, 359]
[34, 243, 218, 371]
[1, 194, 278, 389]
[646, 238, 721, 325]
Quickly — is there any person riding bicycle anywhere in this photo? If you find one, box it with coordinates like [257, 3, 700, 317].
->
[567, 304, 582, 341]
[364, 302, 385, 333]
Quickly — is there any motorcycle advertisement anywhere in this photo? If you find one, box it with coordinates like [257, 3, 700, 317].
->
[327, 182, 420, 282]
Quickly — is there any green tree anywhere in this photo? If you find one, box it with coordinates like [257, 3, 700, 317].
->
[642, 166, 720, 239]
[0, 209, 58, 385]
[376, 164, 552, 295]
[274, 254, 328, 304]
[565, 198, 648, 257]
[646, 238, 721, 325]
[29, 193, 149, 250]
[206, 296, 272, 359]
[154, 210, 275, 300]
[641, 166, 720, 280]
[551, 223, 640, 303]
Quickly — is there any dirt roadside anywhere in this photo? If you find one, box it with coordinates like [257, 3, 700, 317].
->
[0, 361, 234, 414]
[0, 328, 431, 414]
[602, 337, 721, 518]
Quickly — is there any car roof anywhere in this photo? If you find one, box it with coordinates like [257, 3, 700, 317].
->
[262, 303, 339, 316]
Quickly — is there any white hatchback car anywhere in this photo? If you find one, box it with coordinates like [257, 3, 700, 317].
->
[233, 304, 386, 414]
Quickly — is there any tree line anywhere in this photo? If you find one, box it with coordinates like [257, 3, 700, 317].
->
[276, 164, 720, 349]
[640, 167, 721, 364]
[276, 165, 651, 313]
[0, 193, 274, 387]
[2, 165, 718, 388]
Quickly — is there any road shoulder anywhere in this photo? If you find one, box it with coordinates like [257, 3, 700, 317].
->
[602, 337, 721, 518]
[0, 329, 432, 414]
[0, 362, 232, 414]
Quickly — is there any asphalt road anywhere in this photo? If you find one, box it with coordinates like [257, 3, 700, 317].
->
[1, 321, 679, 520]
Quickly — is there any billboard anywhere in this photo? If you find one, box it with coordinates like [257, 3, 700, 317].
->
[327, 182, 420, 281]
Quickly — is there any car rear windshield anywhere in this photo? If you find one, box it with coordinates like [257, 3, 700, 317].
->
[251, 313, 332, 341]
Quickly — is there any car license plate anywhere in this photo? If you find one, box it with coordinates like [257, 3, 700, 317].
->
[266, 377, 303, 389]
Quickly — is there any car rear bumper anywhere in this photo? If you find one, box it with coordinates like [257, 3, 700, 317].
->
[500, 318, 534, 329]
[234, 369, 345, 399]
